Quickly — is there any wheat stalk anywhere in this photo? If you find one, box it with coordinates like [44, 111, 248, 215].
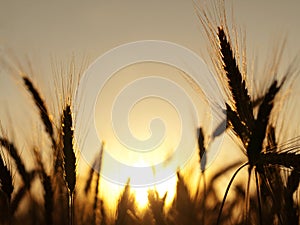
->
[148, 189, 167, 225]
[115, 180, 136, 225]
[84, 158, 97, 195]
[33, 148, 54, 225]
[197, 127, 206, 165]
[258, 152, 300, 170]
[284, 169, 300, 224]
[218, 26, 254, 134]
[247, 80, 284, 166]
[93, 144, 104, 224]
[0, 152, 13, 203]
[23, 76, 56, 148]
[61, 104, 76, 225]
[197, 127, 207, 224]
[0, 138, 29, 188]
[10, 170, 36, 214]
[42, 172, 54, 225]
[172, 171, 198, 225]
[266, 125, 277, 152]
[62, 104, 76, 194]
[226, 103, 249, 145]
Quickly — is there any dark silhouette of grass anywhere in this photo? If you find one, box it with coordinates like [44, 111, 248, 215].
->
[0, 150, 13, 202]
[215, 26, 298, 225]
[23, 76, 56, 149]
[196, 1, 299, 224]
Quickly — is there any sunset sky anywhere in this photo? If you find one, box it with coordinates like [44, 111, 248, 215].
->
[0, 0, 300, 208]
[0, 0, 299, 60]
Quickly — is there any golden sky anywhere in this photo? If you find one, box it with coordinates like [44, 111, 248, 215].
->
[0, 0, 299, 59]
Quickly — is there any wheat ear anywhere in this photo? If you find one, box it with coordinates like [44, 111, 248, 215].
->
[247, 80, 284, 166]
[218, 27, 254, 132]
[62, 104, 76, 225]
[62, 104, 76, 194]
[258, 152, 300, 170]
[23, 76, 56, 148]
[0, 138, 29, 188]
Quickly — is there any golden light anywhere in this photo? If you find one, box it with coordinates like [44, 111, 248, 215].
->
[132, 187, 149, 208]
[132, 174, 178, 209]
[79, 61, 209, 211]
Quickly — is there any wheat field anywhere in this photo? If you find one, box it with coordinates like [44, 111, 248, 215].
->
[0, 2, 300, 225]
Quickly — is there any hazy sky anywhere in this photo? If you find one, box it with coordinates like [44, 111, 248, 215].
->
[1, 0, 299, 138]
[1, 0, 300, 165]
[1, 0, 300, 101]
[1, 0, 299, 58]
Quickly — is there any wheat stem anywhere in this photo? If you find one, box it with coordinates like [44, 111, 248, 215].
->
[255, 170, 263, 225]
[217, 162, 249, 225]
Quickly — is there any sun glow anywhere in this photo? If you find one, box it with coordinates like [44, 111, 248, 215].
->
[82, 61, 207, 211]
[132, 176, 177, 209]
[132, 187, 149, 208]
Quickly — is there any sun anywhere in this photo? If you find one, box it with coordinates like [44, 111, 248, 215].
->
[132, 187, 149, 208]
[132, 176, 177, 209]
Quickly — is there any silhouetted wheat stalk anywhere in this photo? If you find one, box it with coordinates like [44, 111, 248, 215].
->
[0, 151, 13, 224]
[23, 76, 56, 149]
[114, 180, 137, 225]
[214, 25, 299, 225]
[148, 189, 168, 225]
[197, 127, 207, 224]
[217, 27, 255, 137]
[62, 104, 76, 225]
[92, 143, 104, 224]
[0, 152, 13, 203]
[0, 138, 29, 188]
[33, 148, 54, 225]
[285, 169, 300, 224]
[84, 158, 97, 195]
